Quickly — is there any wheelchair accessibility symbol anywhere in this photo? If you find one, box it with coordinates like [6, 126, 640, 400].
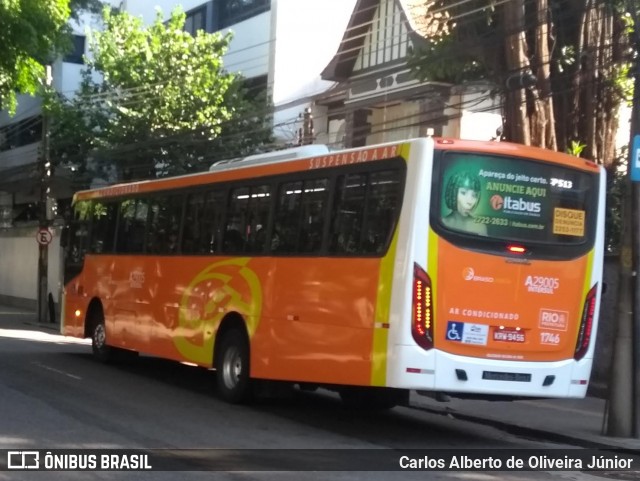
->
[446, 321, 464, 342]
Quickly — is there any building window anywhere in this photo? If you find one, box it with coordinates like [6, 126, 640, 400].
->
[64, 35, 85, 64]
[0, 116, 42, 151]
[218, 0, 270, 29]
[241, 74, 268, 100]
[184, 6, 207, 36]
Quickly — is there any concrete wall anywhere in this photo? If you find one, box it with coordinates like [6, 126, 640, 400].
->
[0, 225, 62, 311]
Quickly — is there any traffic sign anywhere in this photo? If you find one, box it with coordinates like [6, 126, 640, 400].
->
[630, 135, 640, 182]
[36, 228, 53, 246]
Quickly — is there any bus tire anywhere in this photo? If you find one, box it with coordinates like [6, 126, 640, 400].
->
[215, 329, 252, 404]
[90, 311, 113, 363]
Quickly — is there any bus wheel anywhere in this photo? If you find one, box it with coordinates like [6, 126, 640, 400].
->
[215, 329, 251, 404]
[90, 314, 112, 363]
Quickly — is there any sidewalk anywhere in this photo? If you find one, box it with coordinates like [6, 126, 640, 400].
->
[410, 393, 640, 451]
[1, 303, 639, 450]
[0, 304, 58, 331]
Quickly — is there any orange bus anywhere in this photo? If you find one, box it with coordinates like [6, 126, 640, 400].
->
[61, 136, 605, 407]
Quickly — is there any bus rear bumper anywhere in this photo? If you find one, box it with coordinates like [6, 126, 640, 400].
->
[389, 346, 593, 398]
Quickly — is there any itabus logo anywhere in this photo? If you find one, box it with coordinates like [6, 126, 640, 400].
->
[490, 194, 504, 210]
[490, 195, 541, 214]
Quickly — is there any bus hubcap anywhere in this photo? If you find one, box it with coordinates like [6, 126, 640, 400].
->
[222, 347, 242, 389]
[94, 324, 105, 348]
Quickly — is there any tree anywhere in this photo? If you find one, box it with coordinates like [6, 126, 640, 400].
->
[0, 0, 70, 114]
[48, 7, 273, 183]
[408, 0, 634, 167]
[0, 0, 103, 115]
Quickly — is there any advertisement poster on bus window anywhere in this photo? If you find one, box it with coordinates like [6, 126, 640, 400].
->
[439, 153, 594, 243]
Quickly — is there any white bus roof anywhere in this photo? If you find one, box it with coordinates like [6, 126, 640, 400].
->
[209, 145, 330, 173]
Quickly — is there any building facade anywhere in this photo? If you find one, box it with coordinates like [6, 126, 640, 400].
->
[313, 0, 502, 149]
[0, 0, 503, 309]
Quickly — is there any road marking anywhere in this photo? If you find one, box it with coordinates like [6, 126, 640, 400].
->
[32, 362, 82, 380]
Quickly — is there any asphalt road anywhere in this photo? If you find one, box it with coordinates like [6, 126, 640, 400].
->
[0, 322, 617, 481]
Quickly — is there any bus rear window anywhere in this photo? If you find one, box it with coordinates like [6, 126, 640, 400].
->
[433, 152, 598, 246]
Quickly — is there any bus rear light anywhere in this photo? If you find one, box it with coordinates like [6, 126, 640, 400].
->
[574, 284, 597, 360]
[507, 244, 526, 254]
[412, 263, 434, 350]
[74, 309, 82, 318]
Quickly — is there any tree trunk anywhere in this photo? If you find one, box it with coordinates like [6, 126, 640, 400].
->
[531, 0, 557, 150]
[502, 0, 530, 144]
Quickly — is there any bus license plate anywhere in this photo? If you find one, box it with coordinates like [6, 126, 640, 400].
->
[493, 328, 525, 343]
[482, 371, 531, 382]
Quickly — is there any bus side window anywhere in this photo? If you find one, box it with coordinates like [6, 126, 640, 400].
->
[272, 178, 327, 254]
[299, 178, 328, 253]
[183, 190, 224, 254]
[362, 170, 402, 254]
[329, 174, 366, 255]
[224, 187, 249, 253]
[246, 185, 271, 253]
[183, 192, 205, 254]
[274, 181, 302, 252]
[147, 194, 183, 254]
[68, 200, 91, 264]
[223, 185, 271, 254]
[90, 201, 118, 253]
[116, 199, 148, 253]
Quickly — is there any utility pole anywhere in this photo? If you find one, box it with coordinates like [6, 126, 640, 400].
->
[298, 107, 314, 145]
[630, 5, 640, 438]
[607, 3, 640, 438]
[37, 65, 52, 323]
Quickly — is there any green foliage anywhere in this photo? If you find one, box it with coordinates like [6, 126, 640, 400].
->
[566, 140, 587, 157]
[605, 150, 627, 253]
[48, 7, 273, 183]
[0, 0, 104, 115]
[0, 0, 71, 114]
[408, 36, 489, 84]
[407, 0, 497, 84]
[69, 0, 103, 19]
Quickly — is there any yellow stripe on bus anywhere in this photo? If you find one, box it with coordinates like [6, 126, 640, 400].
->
[370, 218, 400, 386]
[370, 143, 410, 387]
[427, 227, 439, 322]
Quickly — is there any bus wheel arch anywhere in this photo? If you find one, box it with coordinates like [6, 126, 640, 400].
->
[214, 313, 252, 403]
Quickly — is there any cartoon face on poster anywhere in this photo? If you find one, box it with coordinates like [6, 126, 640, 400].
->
[438, 153, 595, 243]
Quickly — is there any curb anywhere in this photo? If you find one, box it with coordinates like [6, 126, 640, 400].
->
[23, 321, 60, 332]
[407, 402, 633, 452]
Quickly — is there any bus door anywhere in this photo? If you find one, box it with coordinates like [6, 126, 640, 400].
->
[111, 197, 152, 350]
